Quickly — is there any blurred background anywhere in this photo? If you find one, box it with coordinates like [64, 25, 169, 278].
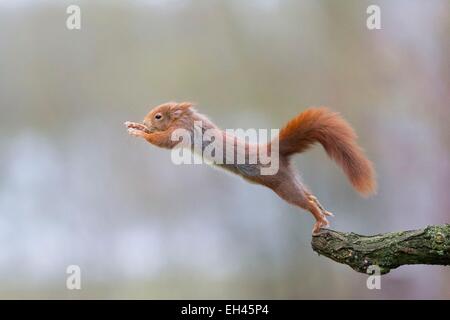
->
[0, 0, 449, 299]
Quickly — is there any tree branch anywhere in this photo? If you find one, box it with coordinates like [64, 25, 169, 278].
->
[311, 224, 450, 274]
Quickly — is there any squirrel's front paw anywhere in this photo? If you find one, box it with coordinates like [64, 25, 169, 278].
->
[125, 121, 141, 129]
[125, 121, 151, 133]
[127, 128, 144, 137]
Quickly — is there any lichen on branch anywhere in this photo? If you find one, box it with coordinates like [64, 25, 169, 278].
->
[311, 224, 450, 274]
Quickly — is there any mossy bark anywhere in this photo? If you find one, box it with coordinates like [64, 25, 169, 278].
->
[311, 224, 450, 274]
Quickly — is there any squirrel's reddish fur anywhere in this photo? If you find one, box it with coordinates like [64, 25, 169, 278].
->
[278, 107, 376, 196]
[125, 102, 377, 234]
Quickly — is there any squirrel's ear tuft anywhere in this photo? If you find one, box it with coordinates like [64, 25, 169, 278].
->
[177, 102, 194, 110]
[171, 102, 194, 118]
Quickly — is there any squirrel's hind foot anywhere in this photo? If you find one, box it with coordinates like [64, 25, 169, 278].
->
[312, 216, 330, 236]
[307, 194, 333, 235]
[308, 194, 334, 217]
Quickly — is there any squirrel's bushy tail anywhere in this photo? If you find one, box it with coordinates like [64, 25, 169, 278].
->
[277, 107, 377, 196]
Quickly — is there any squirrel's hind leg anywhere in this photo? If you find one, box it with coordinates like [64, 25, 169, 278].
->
[306, 193, 334, 217]
[307, 200, 330, 236]
[271, 181, 330, 235]
[304, 192, 334, 235]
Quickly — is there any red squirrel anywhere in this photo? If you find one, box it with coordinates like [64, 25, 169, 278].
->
[125, 102, 376, 235]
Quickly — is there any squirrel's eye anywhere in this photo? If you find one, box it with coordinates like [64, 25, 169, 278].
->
[155, 114, 162, 120]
